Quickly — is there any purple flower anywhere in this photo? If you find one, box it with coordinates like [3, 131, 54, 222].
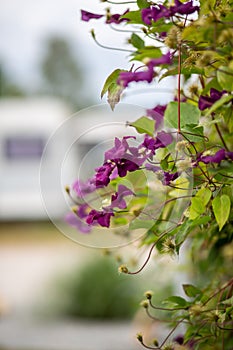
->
[199, 149, 233, 164]
[198, 88, 226, 111]
[104, 136, 135, 162]
[117, 53, 171, 88]
[226, 151, 233, 161]
[140, 132, 173, 159]
[146, 105, 167, 130]
[108, 185, 134, 209]
[106, 9, 129, 24]
[170, 0, 199, 16]
[155, 131, 173, 148]
[141, 5, 170, 25]
[116, 158, 139, 177]
[163, 171, 179, 185]
[145, 163, 160, 172]
[81, 10, 104, 22]
[95, 161, 116, 188]
[65, 211, 91, 234]
[86, 209, 114, 227]
[150, 52, 172, 66]
[72, 179, 96, 197]
[141, 2, 198, 25]
[117, 64, 154, 88]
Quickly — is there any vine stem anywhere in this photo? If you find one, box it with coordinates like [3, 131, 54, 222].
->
[177, 43, 182, 134]
[211, 114, 229, 151]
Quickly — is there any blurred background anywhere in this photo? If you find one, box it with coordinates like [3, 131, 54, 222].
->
[0, 1, 178, 349]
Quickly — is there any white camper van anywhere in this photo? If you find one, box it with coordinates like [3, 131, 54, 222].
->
[0, 99, 144, 221]
[0, 98, 70, 220]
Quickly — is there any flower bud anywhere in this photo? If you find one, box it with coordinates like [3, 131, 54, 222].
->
[153, 338, 159, 346]
[140, 300, 149, 309]
[144, 290, 153, 300]
[136, 333, 143, 343]
[65, 185, 70, 194]
[71, 206, 78, 213]
[118, 265, 128, 274]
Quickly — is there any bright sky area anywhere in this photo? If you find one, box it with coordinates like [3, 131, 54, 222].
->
[0, 0, 175, 107]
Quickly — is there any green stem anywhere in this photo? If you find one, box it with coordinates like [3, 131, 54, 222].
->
[211, 114, 229, 151]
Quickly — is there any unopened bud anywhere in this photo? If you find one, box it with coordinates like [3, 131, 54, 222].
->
[118, 265, 128, 274]
[90, 29, 95, 39]
[65, 185, 70, 194]
[144, 290, 153, 300]
[140, 300, 149, 309]
[153, 339, 159, 346]
[137, 333, 143, 343]
[71, 206, 78, 213]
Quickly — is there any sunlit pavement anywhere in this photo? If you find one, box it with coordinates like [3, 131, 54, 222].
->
[0, 315, 142, 350]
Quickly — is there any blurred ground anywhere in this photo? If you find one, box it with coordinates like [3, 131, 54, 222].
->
[0, 222, 143, 350]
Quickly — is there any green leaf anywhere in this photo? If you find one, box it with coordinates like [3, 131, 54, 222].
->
[160, 66, 204, 80]
[129, 116, 155, 136]
[130, 33, 145, 50]
[212, 194, 231, 231]
[101, 69, 122, 99]
[137, 0, 149, 9]
[217, 66, 233, 91]
[202, 77, 222, 95]
[189, 198, 205, 220]
[189, 215, 211, 227]
[223, 105, 233, 133]
[181, 124, 204, 142]
[132, 47, 162, 62]
[164, 102, 201, 129]
[175, 220, 191, 247]
[163, 296, 188, 308]
[189, 188, 212, 220]
[121, 10, 144, 24]
[183, 284, 202, 298]
[129, 218, 155, 230]
[204, 94, 233, 117]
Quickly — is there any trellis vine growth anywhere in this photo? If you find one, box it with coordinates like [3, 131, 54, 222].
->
[66, 1, 233, 349]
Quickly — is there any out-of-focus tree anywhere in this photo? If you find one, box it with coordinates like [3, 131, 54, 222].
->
[0, 64, 25, 98]
[40, 37, 89, 110]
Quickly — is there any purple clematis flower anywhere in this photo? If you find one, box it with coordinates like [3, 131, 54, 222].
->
[106, 9, 129, 24]
[141, 1, 198, 25]
[147, 105, 167, 130]
[141, 5, 170, 25]
[72, 179, 96, 197]
[145, 163, 160, 172]
[86, 209, 114, 228]
[117, 53, 171, 88]
[117, 64, 155, 88]
[198, 88, 226, 111]
[116, 158, 139, 177]
[170, 0, 199, 16]
[65, 213, 91, 233]
[140, 132, 173, 159]
[81, 10, 104, 22]
[155, 131, 173, 148]
[199, 149, 233, 164]
[104, 136, 135, 162]
[150, 52, 172, 66]
[95, 161, 116, 188]
[108, 185, 134, 209]
[163, 171, 179, 185]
